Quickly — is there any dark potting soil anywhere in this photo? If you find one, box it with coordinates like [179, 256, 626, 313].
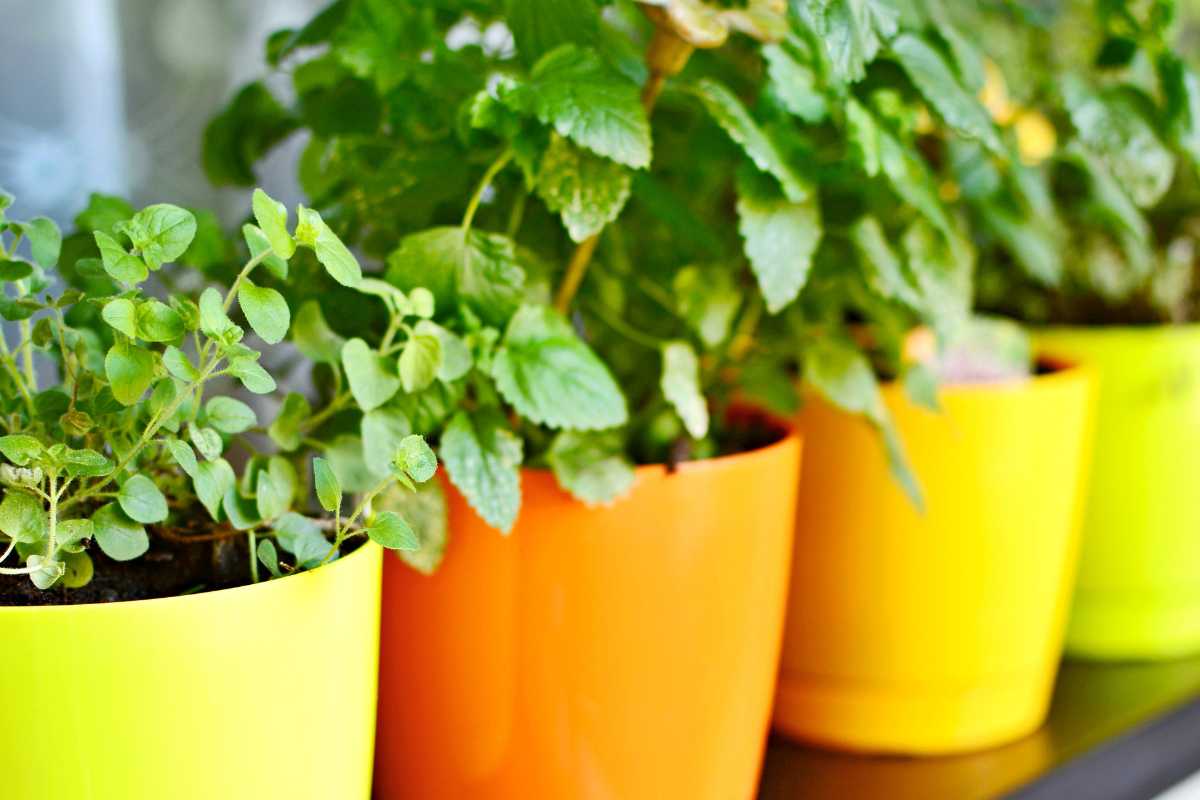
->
[665, 409, 790, 470]
[0, 534, 253, 606]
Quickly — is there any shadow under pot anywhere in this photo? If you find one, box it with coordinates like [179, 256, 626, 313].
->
[774, 362, 1095, 755]
[0, 542, 382, 800]
[1036, 325, 1200, 660]
[374, 417, 801, 800]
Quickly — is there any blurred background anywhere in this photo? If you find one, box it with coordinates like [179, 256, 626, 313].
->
[0, 0, 323, 224]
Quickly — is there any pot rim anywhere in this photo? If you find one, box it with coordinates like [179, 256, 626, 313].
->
[1033, 321, 1200, 337]
[875, 357, 1094, 400]
[0, 538, 381, 615]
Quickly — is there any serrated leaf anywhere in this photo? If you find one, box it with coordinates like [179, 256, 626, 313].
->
[692, 78, 810, 202]
[238, 279, 291, 344]
[292, 300, 345, 364]
[118, 474, 168, 524]
[342, 338, 401, 411]
[206, 396, 257, 434]
[801, 0, 898, 84]
[295, 205, 362, 287]
[660, 341, 709, 439]
[850, 216, 921, 308]
[377, 480, 447, 574]
[507, 0, 599, 65]
[736, 172, 822, 313]
[385, 227, 526, 328]
[440, 410, 523, 534]
[891, 33, 1002, 154]
[361, 406, 412, 478]
[500, 44, 651, 168]
[547, 429, 635, 506]
[105, 341, 157, 405]
[252, 188, 296, 259]
[764, 42, 827, 122]
[366, 510, 419, 550]
[313, 456, 342, 514]
[92, 502, 149, 561]
[491, 304, 627, 430]
[536, 136, 632, 242]
[94, 231, 148, 284]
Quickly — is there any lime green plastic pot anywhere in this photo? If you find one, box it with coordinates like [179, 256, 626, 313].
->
[1038, 325, 1200, 660]
[0, 542, 382, 799]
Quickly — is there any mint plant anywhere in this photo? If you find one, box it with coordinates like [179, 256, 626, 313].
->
[0, 188, 436, 594]
[943, 0, 1200, 325]
[208, 0, 1005, 546]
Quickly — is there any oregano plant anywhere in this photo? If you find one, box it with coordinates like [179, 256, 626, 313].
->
[0, 188, 436, 594]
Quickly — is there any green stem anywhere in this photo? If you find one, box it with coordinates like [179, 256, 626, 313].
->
[45, 474, 58, 557]
[248, 529, 259, 583]
[301, 390, 352, 433]
[222, 250, 272, 313]
[586, 300, 668, 350]
[0, 329, 35, 415]
[461, 149, 514, 235]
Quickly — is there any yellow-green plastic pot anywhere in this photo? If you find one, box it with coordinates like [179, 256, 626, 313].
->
[0, 541, 382, 800]
[1037, 325, 1200, 660]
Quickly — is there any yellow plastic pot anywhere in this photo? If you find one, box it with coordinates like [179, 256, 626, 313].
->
[774, 365, 1094, 754]
[0, 541, 382, 800]
[1037, 325, 1200, 660]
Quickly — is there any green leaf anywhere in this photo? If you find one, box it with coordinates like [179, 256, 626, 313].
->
[193, 458, 236, 520]
[342, 338, 401, 411]
[251, 188, 296, 259]
[361, 406, 412, 477]
[101, 298, 138, 338]
[903, 362, 940, 412]
[902, 219, 971, 341]
[199, 287, 241, 341]
[60, 550, 94, 588]
[660, 341, 709, 439]
[135, 299, 185, 342]
[92, 503, 150, 561]
[59, 448, 113, 478]
[877, 126, 956, 242]
[122, 204, 197, 269]
[0, 435, 44, 466]
[0, 259, 33, 281]
[269, 392, 312, 452]
[202, 82, 298, 186]
[763, 42, 827, 123]
[74, 193, 135, 235]
[846, 99, 881, 176]
[736, 171, 822, 313]
[850, 216, 921, 308]
[227, 355, 276, 394]
[385, 227, 526, 328]
[673, 266, 742, 348]
[547, 429, 635, 506]
[223, 488, 262, 530]
[327, 434, 377, 493]
[238, 280, 291, 344]
[500, 44, 651, 168]
[313, 456, 342, 513]
[26, 555, 63, 589]
[891, 34, 1002, 155]
[256, 469, 290, 521]
[1063, 78, 1175, 208]
[396, 434, 437, 483]
[491, 304, 627, 430]
[366, 510, 419, 550]
[105, 341, 157, 405]
[273, 512, 331, 568]
[166, 437, 200, 478]
[94, 231, 148, 284]
[295, 205, 362, 287]
[163, 346, 200, 381]
[535, 136, 632, 242]
[1162, 53, 1200, 170]
[188, 422, 224, 462]
[292, 301, 345, 364]
[0, 491, 45, 543]
[398, 328, 442, 394]
[440, 410, 523, 534]
[56, 518, 95, 552]
[507, 0, 599, 65]
[242, 224, 289, 281]
[21, 217, 62, 268]
[118, 475, 168, 524]
[800, 0, 898, 84]
[256, 538, 283, 578]
[377, 480, 447, 574]
[692, 78, 811, 202]
[206, 396, 257, 434]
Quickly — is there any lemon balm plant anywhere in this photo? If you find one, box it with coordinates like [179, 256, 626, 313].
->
[0, 188, 436, 599]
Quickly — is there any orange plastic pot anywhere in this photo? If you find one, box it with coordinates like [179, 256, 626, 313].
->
[774, 365, 1094, 755]
[374, 424, 801, 799]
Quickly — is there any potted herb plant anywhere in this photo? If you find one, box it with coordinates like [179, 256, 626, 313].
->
[0, 189, 436, 799]
[751, 2, 1096, 754]
[209, 1, 809, 796]
[954, 0, 1200, 660]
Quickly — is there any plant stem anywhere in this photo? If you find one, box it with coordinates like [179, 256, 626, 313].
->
[45, 473, 58, 557]
[248, 529, 259, 583]
[0, 329, 35, 415]
[462, 150, 515, 235]
[552, 24, 690, 314]
[222, 250, 272, 312]
[586, 300, 668, 350]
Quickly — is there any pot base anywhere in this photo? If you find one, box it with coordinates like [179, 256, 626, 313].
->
[773, 670, 1050, 755]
